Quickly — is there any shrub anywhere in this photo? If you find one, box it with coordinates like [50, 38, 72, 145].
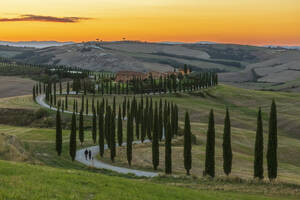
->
[35, 108, 50, 119]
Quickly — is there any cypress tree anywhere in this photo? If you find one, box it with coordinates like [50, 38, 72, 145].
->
[56, 106, 62, 156]
[54, 83, 57, 105]
[135, 103, 140, 139]
[69, 112, 77, 161]
[254, 107, 264, 179]
[147, 100, 152, 140]
[149, 98, 153, 132]
[117, 105, 123, 146]
[152, 102, 159, 170]
[127, 99, 130, 117]
[204, 109, 215, 177]
[81, 95, 84, 113]
[62, 100, 65, 113]
[105, 106, 111, 148]
[99, 102, 104, 157]
[158, 99, 163, 141]
[165, 120, 172, 174]
[127, 112, 133, 166]
[33, 85, 36, 101]
[267, 100, 278, 181]
[223, 108, 232, 176]
[123, 97, 127, 119]
[65, 95, 68, 110]
[75, 100, 78, 113]
[67, 81, 70, 95]
[79, 110, 84, 145]
[59, 80, 62, 94]
[92, 107, 97, 144]
[174, 104, 179, 136]
[86, 98, 89, 115]
[110, 110, 116, 162]
[113, 96, 116, 116]
[141, 106, 146, 143]
[184, 112, 192, 175]
[142, 106, 147, 142]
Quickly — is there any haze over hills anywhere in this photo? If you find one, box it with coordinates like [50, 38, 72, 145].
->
[1, 41, 300, 91]
[0, 41, 75, 48]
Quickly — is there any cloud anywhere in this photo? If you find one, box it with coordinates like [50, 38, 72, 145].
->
[0, 14, 91, 23]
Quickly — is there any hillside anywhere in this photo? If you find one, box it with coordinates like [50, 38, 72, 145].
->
[1, 160, 299, 200]
[1, 41, 300, 91]
[1, 80, 300, 198]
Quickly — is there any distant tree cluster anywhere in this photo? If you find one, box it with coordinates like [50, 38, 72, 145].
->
[0, 57, 90, 81]
[93, 72, 218, 95]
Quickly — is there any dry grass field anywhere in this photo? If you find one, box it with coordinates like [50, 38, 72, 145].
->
[0, 76, 35, 98]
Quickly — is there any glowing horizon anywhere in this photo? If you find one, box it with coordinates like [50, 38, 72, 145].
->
[0, 0, 299, 46]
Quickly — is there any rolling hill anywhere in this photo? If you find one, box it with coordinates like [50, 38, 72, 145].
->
[1, 41, 300, 91]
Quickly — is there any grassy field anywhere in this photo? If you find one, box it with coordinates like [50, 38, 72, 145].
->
[0, 76, 35, 98]
[1, 84, 300, 199]
[54, 85, 300, 184]
[2, 160, 299, 200]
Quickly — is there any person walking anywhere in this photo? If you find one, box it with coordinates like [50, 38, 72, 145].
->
[84, 149, 88, 160]
[88, 150, 92, 160]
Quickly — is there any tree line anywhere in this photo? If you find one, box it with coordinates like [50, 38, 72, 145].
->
[55, 96, 179, 167]
[0, 57, 90, 80]
[55, 94, 278, 181]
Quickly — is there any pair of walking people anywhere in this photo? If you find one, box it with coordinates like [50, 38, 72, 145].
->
[84, 149, 93, 160]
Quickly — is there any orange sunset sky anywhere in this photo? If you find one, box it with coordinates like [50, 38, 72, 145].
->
[0, 0, 299, 45]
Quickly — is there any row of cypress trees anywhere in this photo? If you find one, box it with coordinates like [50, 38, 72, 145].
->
[55, 94, 278, 180]
[201, 100, 278, 180]
[91, 72, 218, 95]
[56, 96, 179, 168]
[34, 71, 218, 103]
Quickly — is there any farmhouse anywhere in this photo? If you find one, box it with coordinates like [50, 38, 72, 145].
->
[115, 71, 147, 82]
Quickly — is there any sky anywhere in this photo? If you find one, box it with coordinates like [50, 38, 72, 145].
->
[0, 0, 299, 45]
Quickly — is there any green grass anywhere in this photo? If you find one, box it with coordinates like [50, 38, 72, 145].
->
[1, 84, 300, 199]
[0, 160, 298, 200]
[53, 85, 300, 184]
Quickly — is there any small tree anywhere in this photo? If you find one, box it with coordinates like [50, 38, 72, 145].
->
[254, 107, 264, 179]
[184, 112, 192, 175]
[223, 108, 232, 176]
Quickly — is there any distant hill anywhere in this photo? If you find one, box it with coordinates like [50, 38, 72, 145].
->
[263, 45, 300, 50]
[0, 41, 75, 48]
[1, 41, 300, 91]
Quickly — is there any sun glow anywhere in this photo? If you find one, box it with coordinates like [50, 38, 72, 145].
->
[0, 0, 299, 45]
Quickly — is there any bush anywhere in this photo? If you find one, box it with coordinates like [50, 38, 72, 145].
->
[34, 108, 50, 119]
[191, 134, 197, 145]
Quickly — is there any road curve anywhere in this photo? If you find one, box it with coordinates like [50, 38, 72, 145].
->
[75, 140, 158, 177]
[36, 94, 158, 177]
